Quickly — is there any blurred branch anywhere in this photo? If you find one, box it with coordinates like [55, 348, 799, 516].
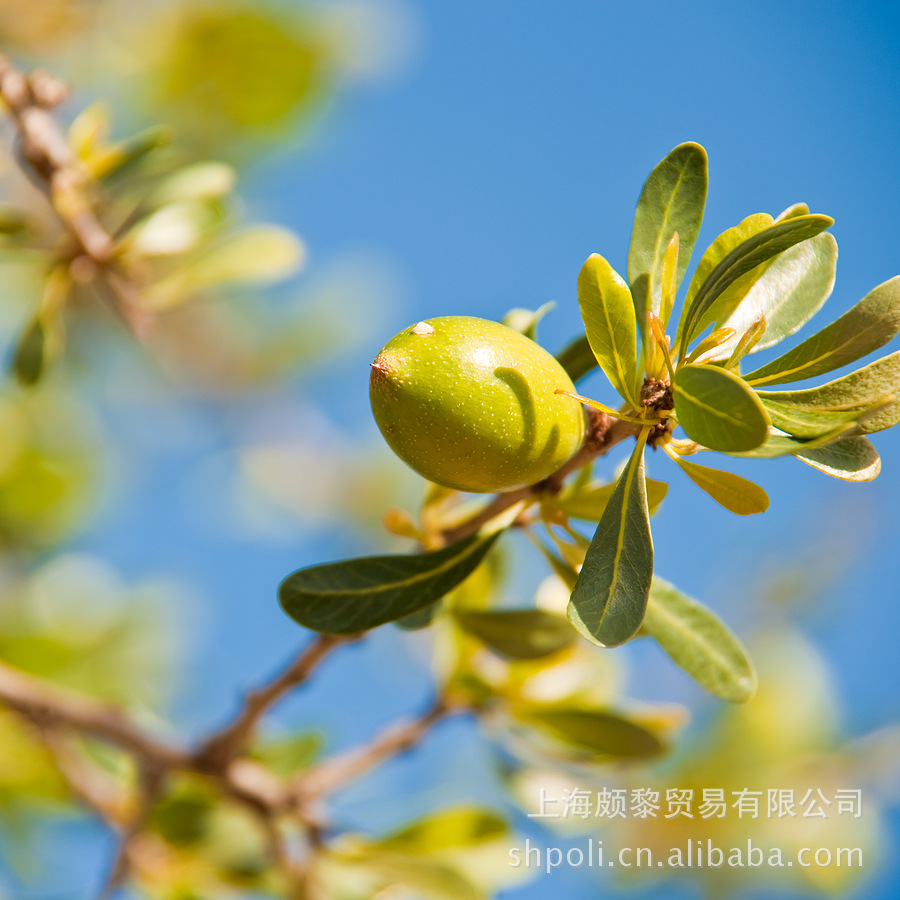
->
[0, 54, 151, 334]
[197, 634, 355, 773]
[296, 694, 459, 802]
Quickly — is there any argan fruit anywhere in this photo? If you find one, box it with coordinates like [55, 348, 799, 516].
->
[370, 316, 585, 493]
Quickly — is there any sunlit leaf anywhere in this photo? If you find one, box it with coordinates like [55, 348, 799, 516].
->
[558, 476, 668, 521]
[673, 364, 770, 451]
[512, 703, 666, 759]
[577, 254, 639, 405]
[673, 456, 769, 515]
[677, 214, 833, 350]
[757, 349, 900, 434]
[702, 233, 837, 361]
[745, 275, 900, 386]
[376, 807, 507, 853]
[642, 577, 757, 702]
[795, 435, 881, 481]
[775, 202, 810, 221]
[567, 430, 652, 647]
[628, 142, 708, 348]
[453, 609, 575, 659]
[502, 302, 555, 341]
[279, 534, 499, 633]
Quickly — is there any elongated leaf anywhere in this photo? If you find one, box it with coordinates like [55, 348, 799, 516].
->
[757, 350, 900, 433]
[558, 476, 668, 521]
[673, 364, 770, 451]
[577, 254, 639, 405]
[745, 275, 900, 386]
[674, 457, 769, 515]
[758, 397, 865, 438]
[513, 704, 665, 759]
[728, 423, 856, 458]
[642, 577, 757, 702]
[453, 609, 575, 659]
[775, 202, 810, 221]
[678, 214, 833, 350]
[702, 233, 837, 362]
[377, 808, 507, 853]
[628, 142, 708, 348]
[555, 334, 596, 382]
[567, 430, 652, 647]
[676, 213, 773, 346]
[279, 534, 499, 634]
[796, 435, 881, 481]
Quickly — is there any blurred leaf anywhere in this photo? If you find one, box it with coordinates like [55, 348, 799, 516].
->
[643, 577, 757, 701]
[502, 302, 555, 341]
[250, 732, 323, 777]
[512, 703, 666, 760]
[568, 431, 652, 647]
[757, 350, 900, 433]
[147, 226, 304, 310]
[555, 333, 596, 382]
[678, 214, 833, 350]
[628, 142, 708, 346]
[12, 318, 46, 386]
[705, 233, 837, 361]
[558, 476, 668, 521]
[126, 200, 219, 257]
[674, 364, 770, 451]
[151, 162, 237, 205]
[376, 807, 507, 853]
[151, 783, 216, 848]
[745, 275, 900, 386]
[577, 253, 639, 405]
[395, 600, 443, 631]
[279, 534, 500, 634]
[795, 435, 881, 481]
[673, 456, 769, 515]
[158, 7, 330, 144]
[87, 126, 172, 181]
[453, 609, 575, 659]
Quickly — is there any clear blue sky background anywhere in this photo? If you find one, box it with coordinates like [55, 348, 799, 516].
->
[22, 2, 900, 897]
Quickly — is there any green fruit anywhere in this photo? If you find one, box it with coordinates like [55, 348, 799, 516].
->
[370, 316, 585, 493]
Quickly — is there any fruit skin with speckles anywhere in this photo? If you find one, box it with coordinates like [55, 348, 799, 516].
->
[370, 316, 585, 493]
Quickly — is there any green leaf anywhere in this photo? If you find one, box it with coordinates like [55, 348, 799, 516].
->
[577, 254, 640, 405]
[558, 476, 668, 521]
[251, 733, 323, 777]
[512, 704, 665, 760]
[756, 349, 900, 434]
[567, 430, 653, 647]
[677, 214, 834, 351]
[12, 318, 46, 386]
[377, 808, 507, 853]
[676, 213, 773, 346]
[728, 424, 856, 458]
[775, 202, 810, 221]
[642, 577, 757, 702]
[453, 609, 575, 659]
[673, 456, 769, 515]
[502, 302, 555, 341]
[673, 364, 770, 451]
[757, 397, 866, 439]
[555, 334, 597, 383]
[279, 534, 499, 634]
[795, 436, 881, 481]
[703, 233, 837, 362]
[628, 142, 708, 348]
[745, 275, 900, 386]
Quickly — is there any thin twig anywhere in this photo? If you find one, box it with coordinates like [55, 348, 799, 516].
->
[196, 634, 355, 773]
[295, 695, 458, 802]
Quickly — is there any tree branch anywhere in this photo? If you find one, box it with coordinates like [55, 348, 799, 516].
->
[196, 634, 356, 773]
